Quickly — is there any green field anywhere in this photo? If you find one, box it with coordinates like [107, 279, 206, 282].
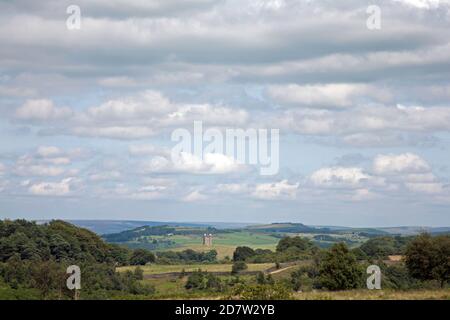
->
[106, 223, 375, 257]
[151, 231, 279, 259]
[120, 229, 370, 258]
[140, 274, 256, 298]
[118, 262, 275, 275]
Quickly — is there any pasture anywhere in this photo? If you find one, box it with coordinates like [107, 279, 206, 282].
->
[118, 262, 275, 275]
[152, 231, 279, 259]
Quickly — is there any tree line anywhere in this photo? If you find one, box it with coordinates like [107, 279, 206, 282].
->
[0, 219, 156, 299]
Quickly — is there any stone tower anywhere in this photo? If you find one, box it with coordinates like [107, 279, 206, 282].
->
[202, 233, 213, 246]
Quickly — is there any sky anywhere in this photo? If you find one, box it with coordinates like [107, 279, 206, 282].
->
[1, 0, 450, 227]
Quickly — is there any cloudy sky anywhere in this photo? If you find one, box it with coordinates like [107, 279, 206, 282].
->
[1, 0, 450, 226]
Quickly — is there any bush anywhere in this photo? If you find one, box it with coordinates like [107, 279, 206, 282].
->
[290, 264, 320, 291]
[231, 261, 248, 274]
[276, 237, 313, 253]
[157, 249, 217, 264]
[405, 233, 450, 287]
[256, 272, 274, 285]
[318, 243, 363, 290]
[360, 236, 409, 259]
[235, 283, 292, 300]
[206, 274, 223, 292]
[130, 249, 155, 266]
[233, 247, 255, 261]
[185, 270, 206, 290]
[382, 264, 418, 290]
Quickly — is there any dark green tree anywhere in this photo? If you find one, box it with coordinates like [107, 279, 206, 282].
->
[318, 243, 362, 290]
[231, 261, 248, 274]
[130, 249, 155, 266]
[405, 233, 450, 287]
[276, 236, 312, 252]
[185, 270, 206, 290]
[233, 246, 255, 261]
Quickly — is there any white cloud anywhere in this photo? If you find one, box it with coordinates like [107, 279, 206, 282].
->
[89, 171, 122, 182]
[36, 146, 62, 158]
[15, 164, 66, 177]
[310, 167, 372, 188]
[43, 157, 71, 165]
[217, 183, 250, 194]
[17, 91, 249, 140]
[29, 178, 75, 196]
[273, 104, 450, 141]
[12, 147, 83, 177]
[373, 153, 430, 175]
[268, 83, 391, 109]
[88, 90, 173, 120]
[71, 126, 157, 139]
[182, 190, 208, 202]
[351, 188, 379, 201]
[405, 182, 444, 194]
[129, 144, 170, 157]
[252, 180, 299, 200]
[402, 173, 437, 183]
[393, 0, 443, 9]
[15, 99, 72, 121]
[130, 185, 169, 200]
[144, 152, 245, 174]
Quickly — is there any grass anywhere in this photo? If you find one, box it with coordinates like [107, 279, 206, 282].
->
[151, 231, 279, 259]
[118, 262, 276, 275]
[142, 274, 255, 299]
[170, 244, 238, 260]
[292, 289, 450, 300]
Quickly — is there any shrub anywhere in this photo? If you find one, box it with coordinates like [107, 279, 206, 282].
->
[130, 249, 155, 266]
[405, 233, 450, 287]
[231, 261, 248, 274]
[318, 243, 363, 290]
[233, 247, 255, 261]
[235, 283, 292, 300]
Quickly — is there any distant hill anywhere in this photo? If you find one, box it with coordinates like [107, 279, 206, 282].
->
[245, 223, 327, 234]
[378, 226, 450, 236]
[49, 220, 210, 235]
[55, 220, 250, 235]
[38, 220, 449, 237]
[102, 225, 218, 243]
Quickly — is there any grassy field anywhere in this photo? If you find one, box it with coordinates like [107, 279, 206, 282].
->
[142, 274, 256, 299]
[292, 289, 450, 300]
[117, 228, 371, 256]
[152, 231, 279, 259]
[141, 280, 450, 300]
[118, 263, 276, 275]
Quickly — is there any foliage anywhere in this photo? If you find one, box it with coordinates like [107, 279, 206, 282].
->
[130, 249, 156, 265]
[103, 225, 217, 243]
[405, 233, 450, 287]
[157, 249, 217, 264]
[382, 263, 419, 290]
[351, 247, 368, 261]
[256, 272, 274, 285]
[233, 246, 256, 261]
[276, 236, 313, 253]
[318, 243, 363, 291]
[0, 219, 156, 299]
[291, 264, 320, 291]
[359, 236, 410, 259]
[184, 270, 223, 292]
[232, 236, 316, 264]
[231, 261, 248, 274]
[234, 283, 292, 300]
